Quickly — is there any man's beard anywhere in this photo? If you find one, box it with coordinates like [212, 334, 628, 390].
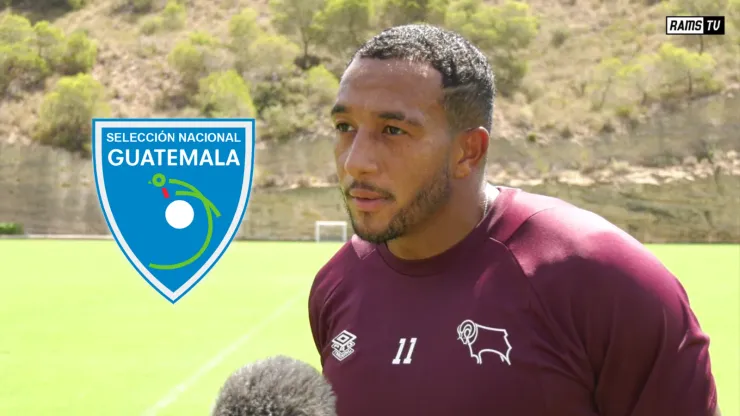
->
[342, 163, 452, 244]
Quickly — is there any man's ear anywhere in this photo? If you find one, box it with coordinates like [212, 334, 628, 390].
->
[452, 127, 489, 179]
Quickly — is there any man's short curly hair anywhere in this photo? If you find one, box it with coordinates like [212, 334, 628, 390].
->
[350, 24, 495, 136]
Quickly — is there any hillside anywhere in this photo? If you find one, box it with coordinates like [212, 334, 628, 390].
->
[0, 0, 739, 242]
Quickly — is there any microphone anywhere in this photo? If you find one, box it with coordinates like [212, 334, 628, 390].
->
[211, 355, 337, 416]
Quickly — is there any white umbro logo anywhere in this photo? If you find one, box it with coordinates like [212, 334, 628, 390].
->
[331, 330, 357, 361]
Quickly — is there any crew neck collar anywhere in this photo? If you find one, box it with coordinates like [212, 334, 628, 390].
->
[375, 185, 518, 277]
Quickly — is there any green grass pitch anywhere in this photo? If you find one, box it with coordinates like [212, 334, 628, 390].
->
[0, 241, 737, 415]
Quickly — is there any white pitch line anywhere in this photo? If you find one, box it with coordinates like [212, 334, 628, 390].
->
[141, 293, 303, 416]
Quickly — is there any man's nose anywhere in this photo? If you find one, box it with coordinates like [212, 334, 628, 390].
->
[343, 129, 378, 179]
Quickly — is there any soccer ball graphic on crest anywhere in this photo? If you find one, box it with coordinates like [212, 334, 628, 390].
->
[147, 172, 221, 271]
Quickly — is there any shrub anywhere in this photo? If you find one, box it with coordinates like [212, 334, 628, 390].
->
[380, 0, 449, 26]
[731, 0, 740, 34]
[305, 64, 339, 106]
[0, 43, 50, 96]
[0, 222, 24, 235]
[314, 0, 375, 54]
[256, 68, 337, 142]
[58, 30, 98, 75]
[168, 39, 204, 89]
[229, 8, 262, 48]
[0, 13, 100, 99]
[0, 15, 60, 95]
[590, 57, 629, 111]
[131, 0, 156, 13]
[161, 1, 186, 31]
[4, 0, 86, 9]
[251, 72, 303, 115]
[0, 13, 35, 45]
[167, 32, 224, 90]
[240, 34, 300, 75]
[139, 16, 164, 35]
[653, 42, 719, 98]
[550, 27, 569, 48]
[188, 30, 219, 46]
[0, 15, 96, 96]
[194, 70, 256, 118]
[67, 0, 87, 9]
[33, 73, 110, 155]
[32, 21, 66, 68]
[445, 0, 538, 96]
[669, 0, 729, 53]
[260, 102, 318, 142]
[269, 0, 326, 68]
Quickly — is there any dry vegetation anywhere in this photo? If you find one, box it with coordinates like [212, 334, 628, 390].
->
[1, 0, 738, 151]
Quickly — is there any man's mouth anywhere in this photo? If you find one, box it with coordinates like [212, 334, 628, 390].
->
[346, 188, 391, 213]
[349, 189, 385, 200]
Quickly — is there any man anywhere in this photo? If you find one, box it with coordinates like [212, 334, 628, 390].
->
[308, 24, 719, 416]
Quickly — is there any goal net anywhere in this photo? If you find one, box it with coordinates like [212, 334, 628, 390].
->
[314, 221, 348, 243]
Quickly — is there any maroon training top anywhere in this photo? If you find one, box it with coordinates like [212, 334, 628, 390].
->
[308, 186, 717, 416]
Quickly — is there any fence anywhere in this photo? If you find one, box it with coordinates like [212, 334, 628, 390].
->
[0, 139, 348, 240]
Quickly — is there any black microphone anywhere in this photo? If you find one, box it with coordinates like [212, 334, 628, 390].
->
[211, 355, 337, 416]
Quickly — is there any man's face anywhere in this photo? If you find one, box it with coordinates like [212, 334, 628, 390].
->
[332, 58, 454, 243]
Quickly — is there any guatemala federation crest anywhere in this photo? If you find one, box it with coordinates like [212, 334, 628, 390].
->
[92, 118, 255, 303]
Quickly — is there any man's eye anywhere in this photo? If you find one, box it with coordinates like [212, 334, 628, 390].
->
[335, 123, 353, 133]
[383, 126, 406, 135]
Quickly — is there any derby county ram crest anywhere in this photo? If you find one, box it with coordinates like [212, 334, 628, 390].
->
[92, 118, 255, 303]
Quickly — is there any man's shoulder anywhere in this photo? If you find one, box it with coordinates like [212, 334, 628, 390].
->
[489, 188, 591, 247]
[310, 235, 375, 301]
[503, 190, 680, 314]
[499, 188, 639, 262]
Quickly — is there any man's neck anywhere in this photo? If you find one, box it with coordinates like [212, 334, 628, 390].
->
[386, 185, 497, 261]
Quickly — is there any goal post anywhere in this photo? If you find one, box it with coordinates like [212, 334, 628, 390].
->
[315, 220, 348, 243]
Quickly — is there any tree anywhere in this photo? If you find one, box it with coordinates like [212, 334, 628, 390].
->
[160, 0, 186, 31]
[58, 30, 97, 75]
[444, 0, 481, 30]
[129, 0, 156, 13]
[229, 8, 262, 49]
[3, 0, 86, 10]
[731, 0, 740, 25]
[0, 15, 51, 95]
[229, 8, 266, 74]
[380, 0, 449, 26]
[195, 70, 256, 118]
[246, 35, 300, 75]
[168, 31, 228, 91]
[32, 21, 65, 69]
[314, 0, 375, 55]
[269, 0, 326, 69]
[305, 64, 339, 107]
[669, 0, 729, 53]
[0, 43, 50, 96]
[445, 0, 538, 96]
[654, 42, 718, 97]
[591, 57, 626, 110]
[729, 0, 740, 44]
[0, 14, 96, 96]
[257, 66, 338, 142]
[33, 73, 109, 155]
[0, 13, 34, 45]
[621, 54, 660, 105]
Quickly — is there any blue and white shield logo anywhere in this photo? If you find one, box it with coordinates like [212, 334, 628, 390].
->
[92, 118, 255, 303]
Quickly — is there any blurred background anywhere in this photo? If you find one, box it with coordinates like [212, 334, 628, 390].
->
[0, 0, 738, 415]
